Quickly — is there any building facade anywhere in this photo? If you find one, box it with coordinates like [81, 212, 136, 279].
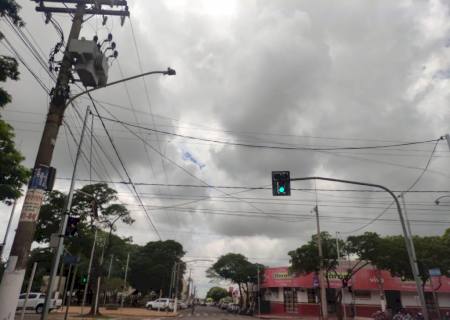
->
[261, 265, 450, 318]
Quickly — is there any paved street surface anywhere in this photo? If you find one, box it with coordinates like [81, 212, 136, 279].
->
[15, 306, 250, 320]
[176, 306, 247, 319]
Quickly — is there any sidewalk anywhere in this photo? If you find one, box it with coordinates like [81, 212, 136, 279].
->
[51, 306, 178, 319]
[257, 315, 371, 320]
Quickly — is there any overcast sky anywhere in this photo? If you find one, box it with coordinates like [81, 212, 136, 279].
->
[1, 0, 450, 297]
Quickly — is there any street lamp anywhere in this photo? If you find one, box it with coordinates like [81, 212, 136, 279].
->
[67, 67, 176, 107]
[172, 259, 214, 313]
[435, 195, 450, 205]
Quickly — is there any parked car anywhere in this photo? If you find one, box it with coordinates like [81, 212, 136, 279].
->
[178, 301, 188, 309]
[146, 298, 175, 311]
[16, 292, 62, 314]
[220, 302, 229, 310]
[227, 303, 240, 313]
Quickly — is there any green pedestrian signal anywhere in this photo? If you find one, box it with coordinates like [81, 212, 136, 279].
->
[81, 275, 88, 284]
[272, 171, 291, 196]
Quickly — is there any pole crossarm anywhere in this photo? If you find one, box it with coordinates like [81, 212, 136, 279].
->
[290, 176, 429, 320]
[33, 0, 128, 5]
[36, 6, 129, 16]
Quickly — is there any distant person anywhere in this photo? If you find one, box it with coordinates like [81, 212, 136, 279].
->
[191, 301, 196, 315]
[393, 308, 413, 320]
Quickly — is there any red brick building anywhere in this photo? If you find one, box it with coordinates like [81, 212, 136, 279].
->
[261, 265, 450, 318]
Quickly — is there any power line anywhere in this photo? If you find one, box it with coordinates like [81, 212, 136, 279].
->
[54, 178, 450, 193]
[341, 138, 443, 234]
[93, 113, 444, 151]
[87, 92, 162, 240]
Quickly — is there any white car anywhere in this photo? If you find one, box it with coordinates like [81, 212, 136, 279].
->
[16, 292, 62, 314]
[146, 298, 175, 311]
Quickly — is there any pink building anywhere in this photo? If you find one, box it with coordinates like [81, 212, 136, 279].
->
[261, 266, 450, 318]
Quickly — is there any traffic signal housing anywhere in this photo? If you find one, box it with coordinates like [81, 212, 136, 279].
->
[272, 171, 291, 196]
[65, 216, 80, 237]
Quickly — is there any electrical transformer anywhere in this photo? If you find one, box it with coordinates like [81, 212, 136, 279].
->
[68, 38, 109, 87]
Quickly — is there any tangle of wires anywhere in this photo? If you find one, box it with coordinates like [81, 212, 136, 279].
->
[48, 16, 65, 74]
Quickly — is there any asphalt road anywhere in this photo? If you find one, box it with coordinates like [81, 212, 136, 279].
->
[176, 306, 250, 319]
[15, 306, 252, 320]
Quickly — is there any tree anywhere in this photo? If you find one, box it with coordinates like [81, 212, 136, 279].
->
[0, 0, 30, 205]
[207, 253, 263, 309]
[206, 287, 229, 302]
[348, 232, 450, 287]
[128, 240, 185, 296]
[33, 183, 134, 314]
[289, 232, 359, 320]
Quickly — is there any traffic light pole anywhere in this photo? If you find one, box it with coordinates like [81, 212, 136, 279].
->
[290, 176, 429, 320]
[42, 106, 90, 319]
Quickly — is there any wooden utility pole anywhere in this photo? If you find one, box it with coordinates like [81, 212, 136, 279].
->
[0, 1, 128, 319]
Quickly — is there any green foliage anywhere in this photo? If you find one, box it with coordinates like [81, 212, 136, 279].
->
[0, 0, 24, 27]
[207, 253, 263, 307]
[128, 240, 185, 295]
[289, 232, 343, 276]
[206, 286, 229, 302]
[346, 231, 450, 284]
[0, 119, 30, 203]
[34, 191, 67, 243]
[0, 55, 19, 107]
[0, 0, 30, 203]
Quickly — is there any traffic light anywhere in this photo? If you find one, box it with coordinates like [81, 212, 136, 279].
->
[81, 275, 88, 284]
[272, 171, 291, 196]
[65, 216, 80, 237]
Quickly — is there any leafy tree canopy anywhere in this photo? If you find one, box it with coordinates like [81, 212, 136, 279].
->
[0, 0, 30, 203]
[128, 240, 185, 295]
[206, 286, 229, 302]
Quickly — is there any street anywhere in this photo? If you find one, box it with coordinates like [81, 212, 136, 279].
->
[15, 306, 252, 320]
[177, 306, 248, 319]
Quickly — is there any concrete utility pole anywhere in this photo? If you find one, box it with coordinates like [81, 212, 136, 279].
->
[120, 253, 130, 308]
[314, 206, 328, 320]
[41, 106, 90, 320]
[0, 1, 129, 318]
[0, 199, 17, 261]
[335, 232, 347, 320]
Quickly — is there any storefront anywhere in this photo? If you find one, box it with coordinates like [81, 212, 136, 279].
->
[261, 265, 450, 317]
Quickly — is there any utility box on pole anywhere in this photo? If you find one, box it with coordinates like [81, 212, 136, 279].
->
[68, 39, 109, 87]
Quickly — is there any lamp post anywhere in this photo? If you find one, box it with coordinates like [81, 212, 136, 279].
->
[67, 68, 176, 108]
[289, 176, 429, 320]
[172, 259, 213, 313]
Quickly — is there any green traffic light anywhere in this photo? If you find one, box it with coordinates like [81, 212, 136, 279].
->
[279, 186, 285, 193]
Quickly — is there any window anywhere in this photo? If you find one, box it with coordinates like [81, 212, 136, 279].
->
[307, 289, 316, 304]
[40, 294, 46, 299]
[28, 294, 37, 299]
[354, 290, 371, 299]
[19, 294, 25, 299]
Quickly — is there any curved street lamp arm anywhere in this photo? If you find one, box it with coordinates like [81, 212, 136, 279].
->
[290, 176, 429, 320]
[435, 195, 450, 205]
[66, 67, 176, 107]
